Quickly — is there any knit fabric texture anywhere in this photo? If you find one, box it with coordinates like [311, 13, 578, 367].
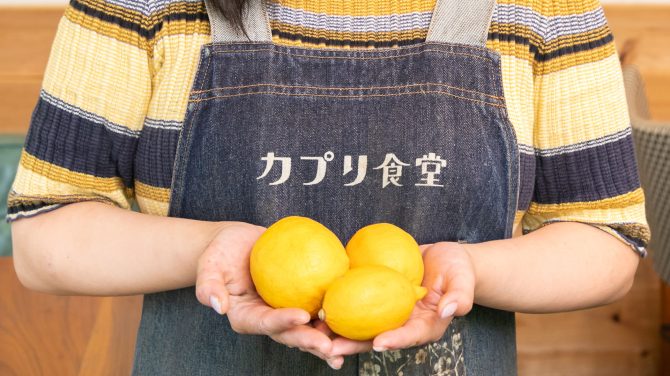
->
[6, 0, 650, 255]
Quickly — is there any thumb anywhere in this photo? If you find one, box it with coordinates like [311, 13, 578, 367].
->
[196, 261, 231, 315]
[435, 271, 475, 319]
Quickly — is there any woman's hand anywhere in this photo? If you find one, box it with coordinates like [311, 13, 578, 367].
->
[194, 222, 334, 361]
[329, 242, 476, 358]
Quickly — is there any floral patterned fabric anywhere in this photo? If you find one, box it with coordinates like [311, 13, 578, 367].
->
[359, 318, 465, 376]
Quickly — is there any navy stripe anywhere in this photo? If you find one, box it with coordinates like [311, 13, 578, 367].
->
[518, 152, 535, 211]
[69, 0, 209, 41]
[532, 134, 641, 205]
[487, 32, 614, 63]
[135, 126, 180, 188]
[6, 201, 63, 216]
[24, 97, 137, 187]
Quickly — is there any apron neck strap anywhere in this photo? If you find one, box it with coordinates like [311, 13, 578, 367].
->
[205, 0, 273, 43]
[425, 0, 496, 47]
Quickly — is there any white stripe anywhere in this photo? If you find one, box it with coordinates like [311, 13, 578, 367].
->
[536, 128, 632, 157]
[144, 118, 183, 131]
[6, 203, 64, 222]
[40, 90, 141, 138]
[105, 0, 202, 16]
[518, 144, 535, 154]
[267, 2, 433, 33]
[492, 4, 607, 42]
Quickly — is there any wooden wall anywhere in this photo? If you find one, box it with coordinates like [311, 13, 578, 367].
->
[0, 5, 668, 376]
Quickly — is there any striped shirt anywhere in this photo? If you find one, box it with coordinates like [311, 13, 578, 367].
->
[7, 0, 650, 254]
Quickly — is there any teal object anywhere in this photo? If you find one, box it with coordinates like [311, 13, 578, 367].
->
[0, 135, 25, 257]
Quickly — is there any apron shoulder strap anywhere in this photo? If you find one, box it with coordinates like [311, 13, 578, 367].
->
[205, 0, 273, 43]
[426, 0, 497, 47]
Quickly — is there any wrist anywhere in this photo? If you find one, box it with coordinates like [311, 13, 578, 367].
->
[454, 242, 480, 301]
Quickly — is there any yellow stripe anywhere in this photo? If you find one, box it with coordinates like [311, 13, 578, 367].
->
[523, 201, 647, 232]
[499, 55, 534, 147]
[489, 23, 612, 55]
[42, 17, 152, 132]
[136, 194, 170, 216]
[273, 0, 601, 18]
[487, 37, 616, 76]
[77, 0, 146, 25]
[535, 42, 616, 76]
[533, 54, 629, 149]
[271, 0, 436, 16]
[269, 20, 429, 44]
[135, 181, 170, 202]
[65, 6, 150, 51]
[495, 0, 602, 17]
[153, 18, 211, 45]
[18, 152, 126, 193]
[147, 33, 211, 122]
[271, 36, 367, 49]
[66, 2, 210, 53]
[527, 188, 645, 215]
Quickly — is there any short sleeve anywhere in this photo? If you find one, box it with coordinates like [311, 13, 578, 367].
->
[522, 0, 650, 255]
[6, 0, 153, 221]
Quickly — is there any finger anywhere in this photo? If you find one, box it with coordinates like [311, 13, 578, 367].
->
[313, 319, 336, 339]
[325, 356, 345, 370]
[230, 300, 310, 335]
[373, 316, 449, 351]
[271, 325, 333, 356]
[258, 308, 312, 335]
[331, 337, 373, 356]
[419, 243, 433, 255]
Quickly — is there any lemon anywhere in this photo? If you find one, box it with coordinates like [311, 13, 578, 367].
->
[250, 216, 349, 317]
[319, 266, 427, 341]
[346, 223, 424, 285]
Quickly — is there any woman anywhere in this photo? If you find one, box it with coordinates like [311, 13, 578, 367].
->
[9, 0, 649, 374]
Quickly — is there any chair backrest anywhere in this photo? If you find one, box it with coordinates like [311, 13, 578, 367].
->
[623, 65, 670, 282]
[0, 135, 24, 257]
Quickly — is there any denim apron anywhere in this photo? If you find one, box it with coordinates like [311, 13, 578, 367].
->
[132, 0, 519, 374]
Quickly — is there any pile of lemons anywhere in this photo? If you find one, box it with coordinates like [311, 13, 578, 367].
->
[250, 216, 426, 341]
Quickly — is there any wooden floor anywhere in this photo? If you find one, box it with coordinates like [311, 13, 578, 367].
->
[0, 258, 142, 376]
[0, 4, 669, 376]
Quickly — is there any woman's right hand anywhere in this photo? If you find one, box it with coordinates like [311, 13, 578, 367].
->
[194, 222, 337, 365]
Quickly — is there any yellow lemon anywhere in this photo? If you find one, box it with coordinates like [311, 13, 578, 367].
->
[346, 223, 424, 285]
[319, 266, 427, 341]
[250, 216, 349, 317]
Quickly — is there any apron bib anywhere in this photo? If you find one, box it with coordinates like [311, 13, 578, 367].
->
[133, 0, 520, 374]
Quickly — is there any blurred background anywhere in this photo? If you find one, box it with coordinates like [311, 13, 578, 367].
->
[0, 0, 668, 375]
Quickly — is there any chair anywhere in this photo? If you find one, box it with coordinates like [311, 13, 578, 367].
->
[0, 135, 24, 257]
[623, 65, 670, 282]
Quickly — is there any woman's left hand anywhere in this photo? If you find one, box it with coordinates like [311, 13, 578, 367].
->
[327, 242, 476, 362]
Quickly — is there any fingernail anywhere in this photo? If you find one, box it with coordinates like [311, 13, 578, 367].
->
[326, 358, 340, 370]
[440, 302, 458, 319]
[210, 296, 222, 315]
[373, 346, 387, 352]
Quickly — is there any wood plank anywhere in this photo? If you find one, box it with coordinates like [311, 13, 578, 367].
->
[605, 5, 670, 121]
[0, 258, 142, 376]
[0, 7, 62, 78]
[0, 79, 42, 135]
[77, 296, 142, 376]
[662, 283, 670, 376]
[517, 257, 661, 376]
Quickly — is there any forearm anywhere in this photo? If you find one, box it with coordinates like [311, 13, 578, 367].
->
[463, 222, 640, 313]
[11, 201, 225, 296]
